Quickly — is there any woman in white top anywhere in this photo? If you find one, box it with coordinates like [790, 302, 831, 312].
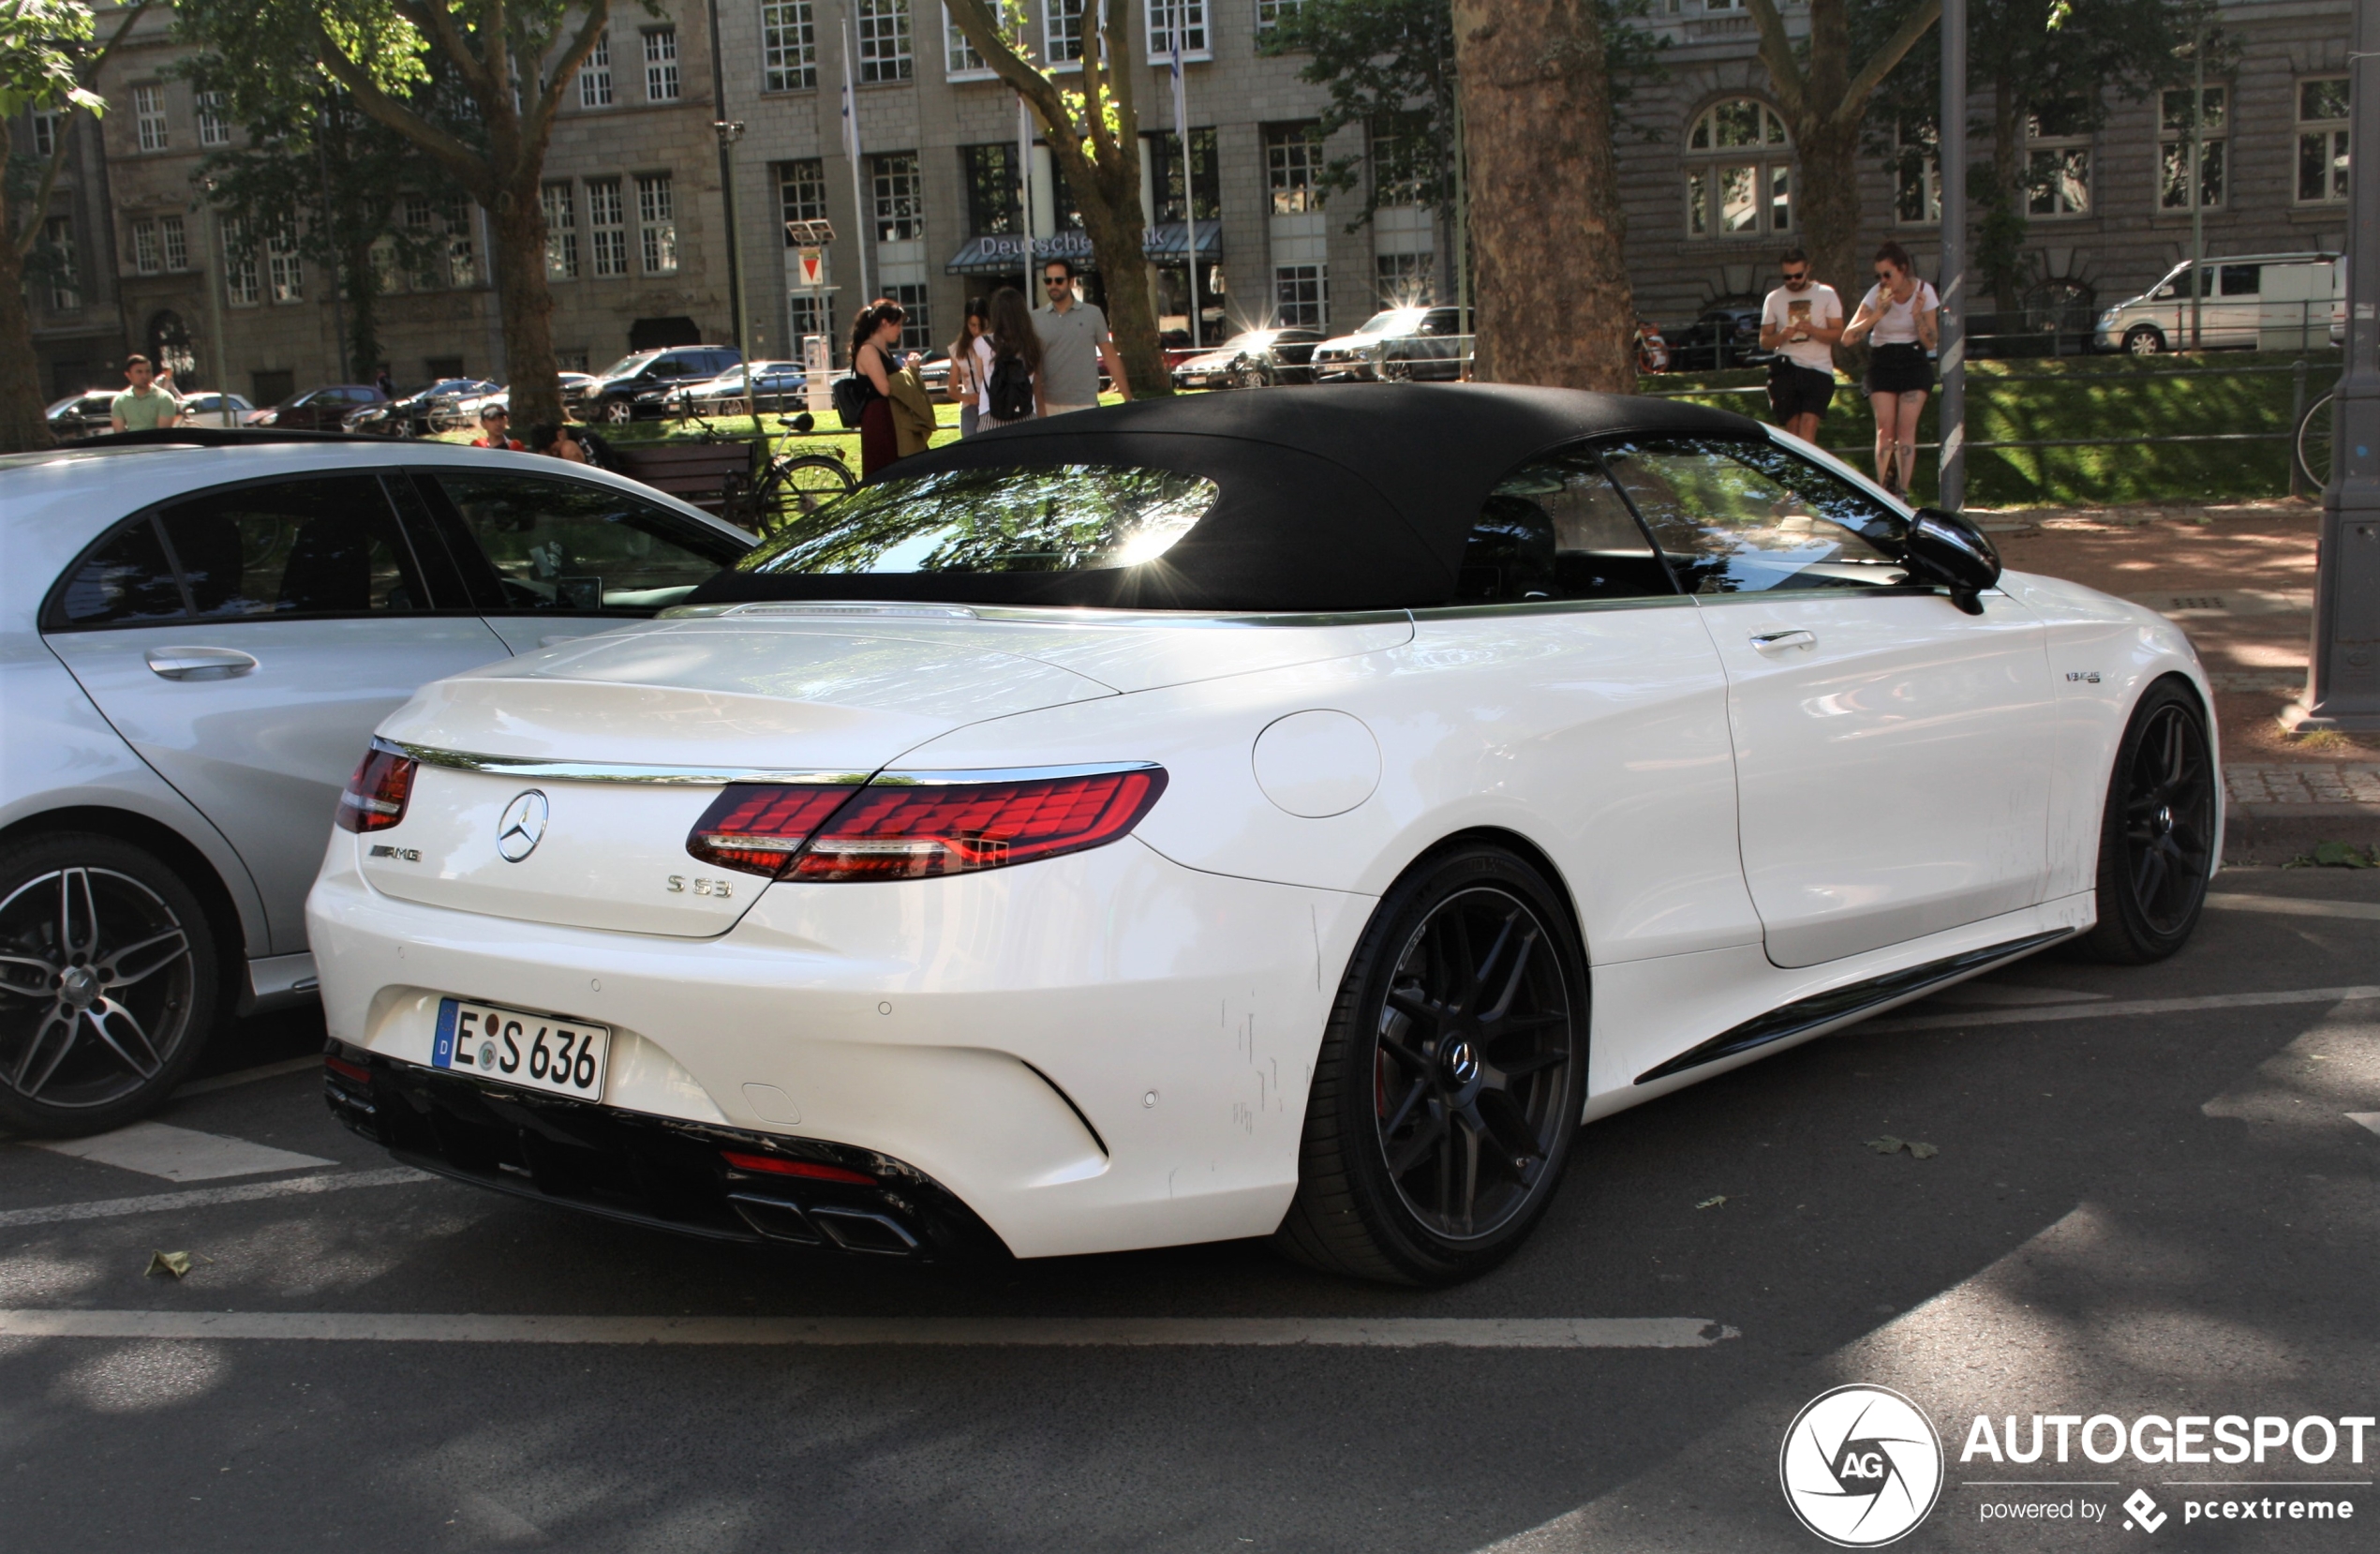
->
[1841, 240, 1940, 498]
[946, 297, 991, 437]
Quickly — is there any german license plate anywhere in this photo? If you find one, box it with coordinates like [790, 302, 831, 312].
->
[431, 997, 609, 1100]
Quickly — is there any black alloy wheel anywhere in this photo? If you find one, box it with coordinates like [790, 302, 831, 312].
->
[1278, 844, 1587, 1285]
[0, 833, 219, 1137]
[1230, 360, 1271, 390]
[2082, 679, 2216, 964]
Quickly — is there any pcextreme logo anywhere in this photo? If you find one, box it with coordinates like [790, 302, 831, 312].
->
[1780, 1384, 1946, 1547]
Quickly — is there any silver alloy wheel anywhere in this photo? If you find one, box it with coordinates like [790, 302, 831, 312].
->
[603, 398, 634, 425]
[0, 867, 199, 1112]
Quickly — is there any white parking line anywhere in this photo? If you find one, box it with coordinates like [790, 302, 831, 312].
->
[0, 1167, 426, 1229]
[30, 1121, 332, 1182]
[2205, 892, 2380, 923]
[0, 1310, 1736, 1349]
[1866, 985, 2380, 1034]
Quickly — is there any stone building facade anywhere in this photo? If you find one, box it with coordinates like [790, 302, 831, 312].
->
[9, 0, 2352, 401]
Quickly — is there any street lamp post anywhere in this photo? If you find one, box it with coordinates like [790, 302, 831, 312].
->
[2283, 0, 2380, 732]
[1937, 0, 1966, 512]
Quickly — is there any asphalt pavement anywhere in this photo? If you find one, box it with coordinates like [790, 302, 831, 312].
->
[3, 868, 2375, 1553]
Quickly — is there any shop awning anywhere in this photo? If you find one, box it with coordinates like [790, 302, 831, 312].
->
[1142, 222, 1221, 261]
[944, 224, 1220, 276]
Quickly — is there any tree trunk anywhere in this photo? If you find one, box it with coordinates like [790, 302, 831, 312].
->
[1797, 117, 1867, 309]
[1986, 80, 2026, 315]
[489, 183, 563, 427]
[1450, 0, 1634, 392]
[1078, 188, 1167, 396]
[0, 177, 57, 454]
[344, 239, 381, 384]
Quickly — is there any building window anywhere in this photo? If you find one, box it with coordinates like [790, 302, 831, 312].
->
[1148, 128, 1218, 223]
[1684, 98, 1791, 236]
[132, 219, 161, 276]
[43, 217, 78, 310]
[887, 282, 932, 350]
[762, 0, 819, 90]
[961, 143, 1021, 232]
[268, 228, 303, 303]
[196, 91, 230, 146]
[638, 173, 678, 274]
[134, 85, 167, 152]
[441, 197, 479, 287]
[2158, 86, 2224, 212]
[2298, 78, 2349, 204]
[1274, 263, 1325, 326]
[1044, 0, 1085, 65]
[403, 193, 439, 288]
[543, 182, 579, 278]
[30, 111, 56, 158]
[790, 291, 828, 347]
[872, 151, 923, 240]
[943, 5, 989, 76]
[1369, 117, 1427, 207]
[161, 214, 187, 271]
[1254, 0, 1302, 33]
[1147, 0, 1205, 58]
[1892, 120, 1939, 224]
[779, 158, 828, 235]
[223, 219, 259, 306]
[2024, 100, 2090, 217]
[588, 177, 628, 275]
[580, 32, 615, 108]
[644, 29, 680, 101]
[1375, 251, 1433, 308]
[1266, 122, 1324, 214]
[856, 0, 915, 82]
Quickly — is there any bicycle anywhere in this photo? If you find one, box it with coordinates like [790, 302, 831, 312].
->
[2296, 390, 2334, 494]
[685, 410, 855, 534]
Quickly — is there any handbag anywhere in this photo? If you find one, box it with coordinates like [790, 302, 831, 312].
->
[831, 373, 873, 429]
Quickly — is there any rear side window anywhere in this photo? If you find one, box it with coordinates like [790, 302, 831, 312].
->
[1600, 438, 1909, 595]
[425, 471, 745, 612]
[1456, 455, 1675, 605]
[156, 475, 427, 617]
[53, 517, 187, 626]
[2220, 263, 2261, 297]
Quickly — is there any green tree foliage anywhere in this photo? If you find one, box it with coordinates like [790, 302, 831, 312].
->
[1864, 0, 2218, 314]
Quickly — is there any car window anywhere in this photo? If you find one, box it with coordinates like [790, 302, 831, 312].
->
[1599, 438, 1911, 595]
[425, 471, 744, 612]
[1454, 453, 1676, 605]
[156, 475, 428, 617]
[2220, 263, 2261, 297]
[652, 356, 689, 377]
[52, 517, 188, 626]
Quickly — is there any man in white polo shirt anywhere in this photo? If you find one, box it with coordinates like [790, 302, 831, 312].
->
[1034, 257, 1131, 415]
[1758, 247, 1843, 443]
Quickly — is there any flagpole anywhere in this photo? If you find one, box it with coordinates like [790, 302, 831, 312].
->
[1019, 96, 1035, 281]
[841, 17, 870, 330]
[1170, 30, 1199, 349]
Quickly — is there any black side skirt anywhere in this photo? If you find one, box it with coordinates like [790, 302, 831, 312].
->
[1633, 927, 2075, 1085]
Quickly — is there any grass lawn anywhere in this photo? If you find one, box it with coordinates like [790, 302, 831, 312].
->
[1643, 350, 2340, 508]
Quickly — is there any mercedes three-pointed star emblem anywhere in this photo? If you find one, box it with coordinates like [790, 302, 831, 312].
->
[496, 790, 550, 862]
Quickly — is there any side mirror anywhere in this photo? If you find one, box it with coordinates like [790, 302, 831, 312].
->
[1903, 507, 2001, 615]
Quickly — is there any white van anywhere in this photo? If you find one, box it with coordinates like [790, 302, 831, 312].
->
[2093, 251, 2339, 353]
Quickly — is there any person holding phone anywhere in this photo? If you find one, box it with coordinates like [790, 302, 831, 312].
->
[1841, 241, 1940, 497]
[1758, 247, 1843, 443]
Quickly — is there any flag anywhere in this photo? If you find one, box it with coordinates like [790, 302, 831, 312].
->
[841, 17, 870, 307]
[1018, 97, 1035, 272]
[1169, 22, 1201, 348]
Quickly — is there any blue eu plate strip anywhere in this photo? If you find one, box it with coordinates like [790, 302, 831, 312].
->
[432, 997, 459, 1069]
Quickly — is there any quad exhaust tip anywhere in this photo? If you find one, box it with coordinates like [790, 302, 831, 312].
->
[728, 1193, 922, 1255]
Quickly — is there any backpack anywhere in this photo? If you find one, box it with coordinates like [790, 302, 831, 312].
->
[830, 373, 874, 428]
[987, 354, 1035, 422]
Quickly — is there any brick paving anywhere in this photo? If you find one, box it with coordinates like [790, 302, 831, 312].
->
[2224, 763, 2380, 809]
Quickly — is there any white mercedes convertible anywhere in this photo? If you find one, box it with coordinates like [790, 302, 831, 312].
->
[308, 386, 2218, 1284]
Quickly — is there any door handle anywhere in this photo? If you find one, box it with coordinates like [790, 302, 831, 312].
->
[1749, 629, 1817, 654]
[144, 646, 259, 680]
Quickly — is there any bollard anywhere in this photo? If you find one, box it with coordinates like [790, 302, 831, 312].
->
[2291, 356, 2310, 501]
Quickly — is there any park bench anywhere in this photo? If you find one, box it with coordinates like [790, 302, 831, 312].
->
[607, 438, 762, 524]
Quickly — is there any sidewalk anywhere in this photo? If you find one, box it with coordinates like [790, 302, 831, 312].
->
[1981, 498, 2380, 861]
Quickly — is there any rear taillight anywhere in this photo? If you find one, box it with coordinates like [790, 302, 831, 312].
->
[794, 767, 1168, 882]
[683, 767, 1166, 883]
[686, 784, 862, 875]
[720, 1150, 875, 1185]
[337, 740, 417, 833]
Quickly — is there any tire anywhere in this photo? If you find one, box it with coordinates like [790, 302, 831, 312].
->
[1230, 361, 1271, 390]
[762, 455, 857, 533]
[2123, 325, 2166, 356]
[2296, 391, 2335, 494]
[1276, 843, 1589, 1286]
[602, 397, 634, 426]
[0, 832, 221, 1138]
[2080, 679, 2217, 964]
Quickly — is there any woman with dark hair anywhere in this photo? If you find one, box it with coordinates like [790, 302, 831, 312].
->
[849, 297, 908, 475]
[1841, 240, 1940, 497]
[979, 286, 1045, 428]
[948, 295, 991, 437]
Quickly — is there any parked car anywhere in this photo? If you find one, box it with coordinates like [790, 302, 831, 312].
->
[44, 390, 119, 441]
[306, 385, 2215, 1283]
[2094, 251, 2340, 354]
[0, 431, 755, 1137]
[1663, 305, 1777, 372]
[1169, 328, 1325, 390]
[175, 392, 255, 429]
[656, 362, 809, 417]
[1309, 307, 1465, 381]
[345, 378, 498, 437]
[247, 383, 388, 430]
[579, 347, 743, 424]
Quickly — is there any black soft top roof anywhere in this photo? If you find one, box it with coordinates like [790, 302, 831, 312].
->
[689, 383, 1763, 612]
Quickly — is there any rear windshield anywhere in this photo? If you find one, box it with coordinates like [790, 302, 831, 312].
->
[739, 464, 1222, 576]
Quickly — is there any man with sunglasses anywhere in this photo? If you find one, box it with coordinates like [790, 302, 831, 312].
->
[1033, 257, 1131, 415]
[1758, 248, 1843, 442]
